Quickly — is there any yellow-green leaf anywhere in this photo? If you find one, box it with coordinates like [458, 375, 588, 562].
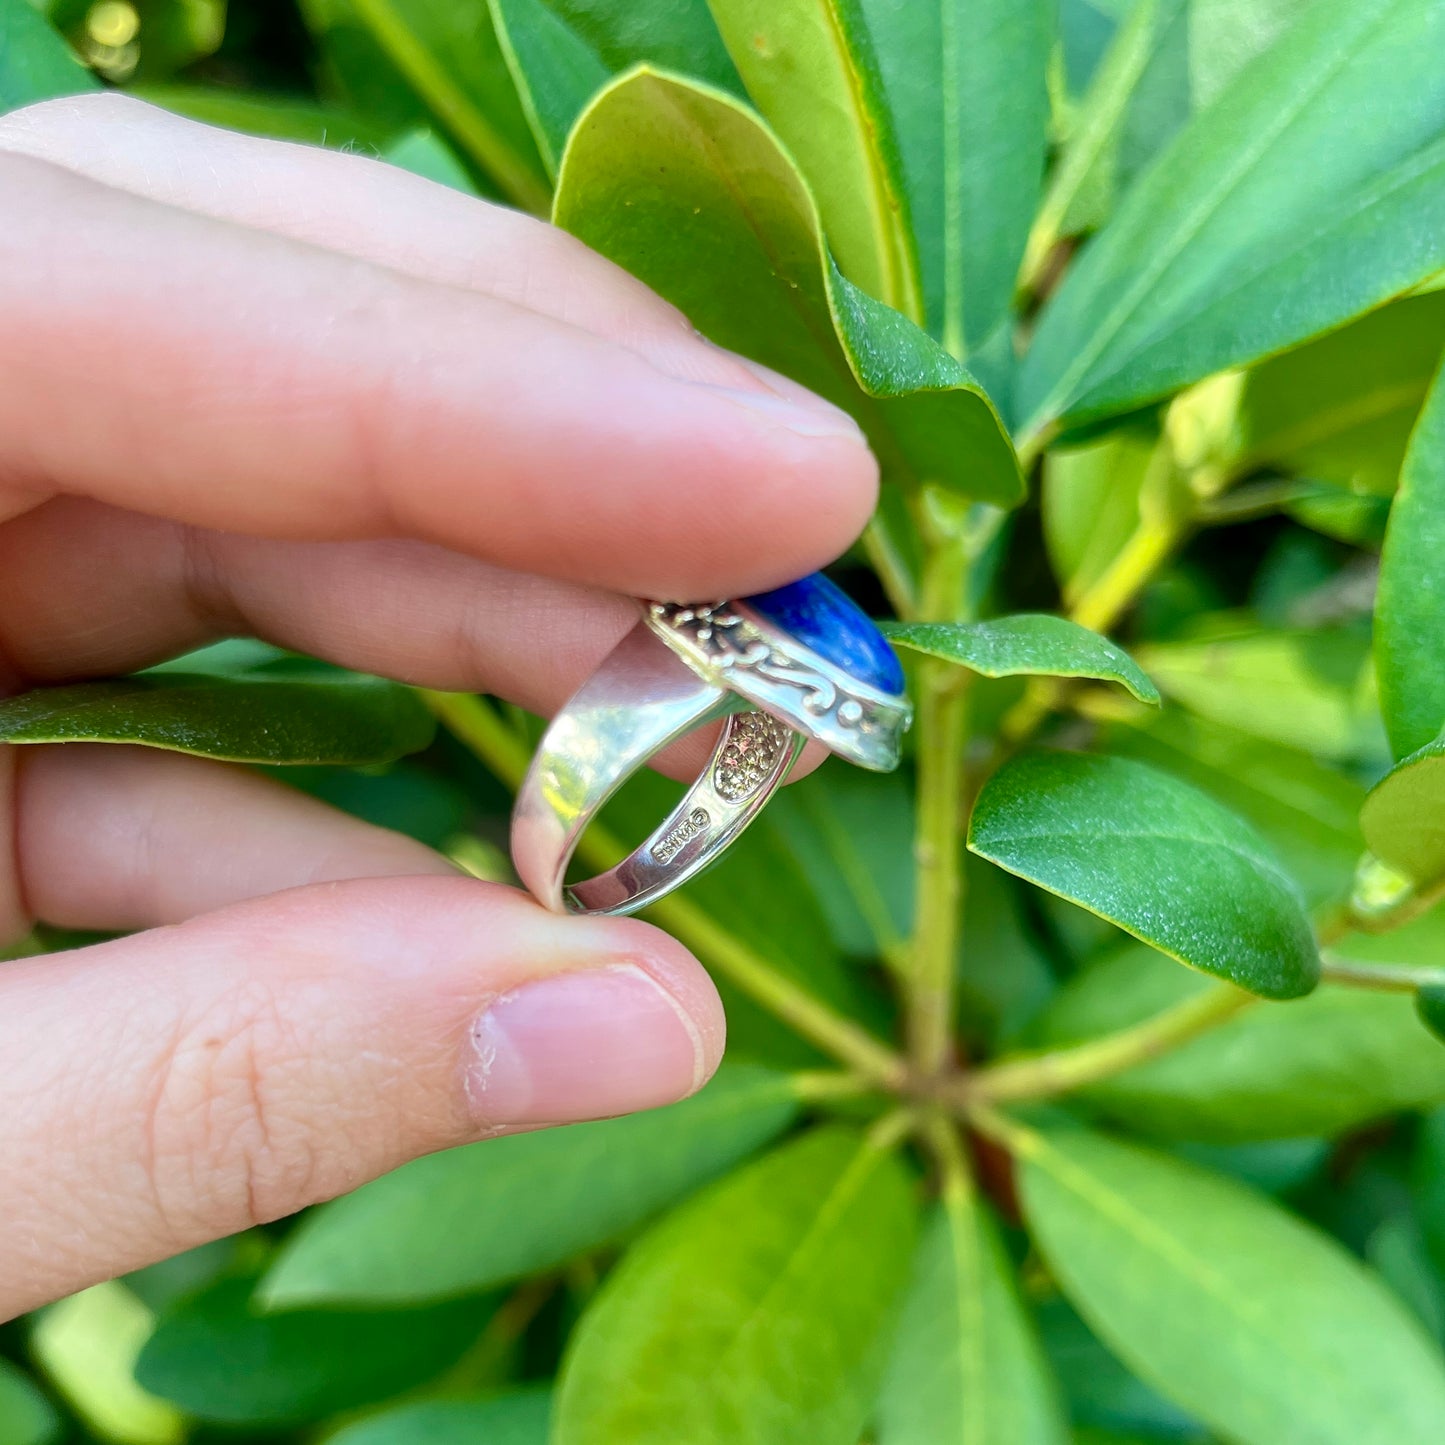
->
[554, 67, 1021, 504]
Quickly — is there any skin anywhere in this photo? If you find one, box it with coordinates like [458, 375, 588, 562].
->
[0, 94, 877, 1319]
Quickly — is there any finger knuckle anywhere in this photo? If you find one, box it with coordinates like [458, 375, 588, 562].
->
[144, 979, 322, 1237]
[0, 90, 152, 148]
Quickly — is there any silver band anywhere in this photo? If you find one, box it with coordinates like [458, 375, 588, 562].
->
[511, 621, 803, 916]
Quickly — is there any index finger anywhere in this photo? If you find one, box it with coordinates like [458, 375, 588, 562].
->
[0, 150, 876, 599]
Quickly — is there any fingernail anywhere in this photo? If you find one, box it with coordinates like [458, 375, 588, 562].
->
[706, 383, 868, 441]
[465, 963, 706, 1127]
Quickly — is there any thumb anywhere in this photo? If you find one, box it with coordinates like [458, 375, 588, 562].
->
[0, 877, 721, 1319]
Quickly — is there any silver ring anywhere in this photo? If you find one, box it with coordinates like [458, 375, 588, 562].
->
[511, 574, 912, 916]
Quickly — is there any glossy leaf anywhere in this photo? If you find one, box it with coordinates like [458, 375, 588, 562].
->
[1377, 356, 1445, 757]
[1168, 291, 1445, 497]
[328, 1390, 552, 1445]
[862, 0, 1053, 352]
[969, 752, 1318, 999]
[1136, 625, 1387, 764]
[0, 0, 96, 112]
[0, 674, 435, 766]
[1018, 1126, 1445, 1445]
[884, 615, 1159, 703]
[1100, 707, 1366, 906]
[136, 1281, 487, 1424]
[1019, 0, 1445, 438]
[382, 126, 477, 190]
[342, 0, 550, 208]
[706, 0, 920, 316]
[554, 1126, 918, 1445]
[261, 1064, 799, 1307]
[877, 1192, 1069, 1445]
[1362, 735, 1445, 887]
[554, 68, 1020, 504]
[491, 0, 737, 173]
[0, 1363, 58, 1445]
[1032, 943, 1445, 1141]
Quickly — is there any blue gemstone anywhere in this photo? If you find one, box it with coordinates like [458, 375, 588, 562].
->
[744, 572, 905, 696]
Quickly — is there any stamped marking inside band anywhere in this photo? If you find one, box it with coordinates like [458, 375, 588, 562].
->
[653, 807, 711, 863]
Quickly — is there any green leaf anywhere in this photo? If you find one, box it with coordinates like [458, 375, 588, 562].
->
[0, 673, 435, 766]
[0, 0, 96, 112]
[1377, 355, 1445, 757]
[1025, 0, 1179, 282]
[1036, 1295, 1209, 1443]
[342, 0, 550, 208]
[328, 1389, 552, 1445]
[1032, 943, 1445, 1141]
[968, 752, 1318, 999]
[1168, 291, 1445, 498]
[1099, 707, 1367, 907]
[31, 1283, 184, 1445]
[1362, 734, 1445, 887]
[261, 1064, 800, 1307]
[1136, 625, 1388, 765]
[1019, 0, 1445, 438]
[884, 615, 1159, 703]
[554, 1126, 918, 1445]
[382, 126, 477, 190]
[128, 83, 391, 149]
[0, 1363, 58, 1445]
[877, 1192, 1069, 1445]
[1017, 1126, 1445, 1445]
[705, 0, 921, 317]
[554, 68, 1021, 505]
[490, 0, 738, 174]
[136, 1280, 488, 1424]
[1418, 984, 1445, 1043]
[862, 0, 1053, 353]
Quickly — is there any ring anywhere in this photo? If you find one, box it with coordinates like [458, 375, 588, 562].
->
[511, 573, 913, 916]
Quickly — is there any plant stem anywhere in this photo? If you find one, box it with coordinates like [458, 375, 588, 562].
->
[1320, 956, 1445, 992]
[957, 982, 1256, 1105]
[789, 1070, 875, 1103]
[906, 511, 974, 1076]
[864, 515, 920, 621]
[424, 691, 909, 1090]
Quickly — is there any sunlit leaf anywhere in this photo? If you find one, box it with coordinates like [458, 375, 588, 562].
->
[554, 1127, 917, 1445]
[1018, 1126, 1445, 1445]
[969, 752, 1318, 998]
[0, 674, 435, 766]
[885, 615, 1159, 703]
[1362, 733, 1445, 887]
[554, 67, 1021, 503]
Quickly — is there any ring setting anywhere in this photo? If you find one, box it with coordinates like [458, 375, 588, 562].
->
[511, 572, 911, 917]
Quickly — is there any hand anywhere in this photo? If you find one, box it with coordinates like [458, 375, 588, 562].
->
[0, 94, 876, 1320]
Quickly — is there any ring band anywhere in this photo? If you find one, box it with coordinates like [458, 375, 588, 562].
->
[512, 574, 912, 917]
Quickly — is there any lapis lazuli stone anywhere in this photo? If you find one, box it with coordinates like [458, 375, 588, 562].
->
[745, 572, 906, 696]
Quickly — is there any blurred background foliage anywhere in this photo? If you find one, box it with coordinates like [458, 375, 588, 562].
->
[5, 0, 1445, 1442]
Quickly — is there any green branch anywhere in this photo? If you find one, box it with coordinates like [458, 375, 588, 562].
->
[423, 691, 908, 1090]
[1320, 956, 1445, 993]
[956, 982, 1256, 1105]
